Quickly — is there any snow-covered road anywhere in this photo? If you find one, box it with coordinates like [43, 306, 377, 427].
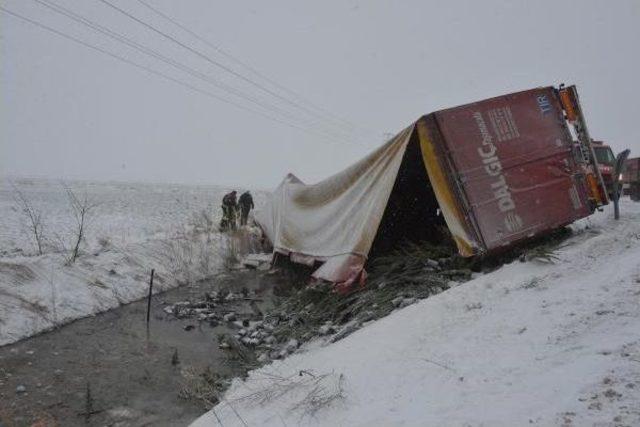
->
[193, 200, 640, 426]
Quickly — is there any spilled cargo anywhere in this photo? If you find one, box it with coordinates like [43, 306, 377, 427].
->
[256, 85, 608, 288]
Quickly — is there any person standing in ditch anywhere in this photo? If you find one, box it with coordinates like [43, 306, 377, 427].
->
[238, 191, 254, 226]
[221, 190, 238, 231]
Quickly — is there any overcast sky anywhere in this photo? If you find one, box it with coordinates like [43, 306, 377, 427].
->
[2, 0, 639, 189]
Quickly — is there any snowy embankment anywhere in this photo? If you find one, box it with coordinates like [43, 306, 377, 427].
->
[0, 178, 263, 346]
[194, 200, 640, 427]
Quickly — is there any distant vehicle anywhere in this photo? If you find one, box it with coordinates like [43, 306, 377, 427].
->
[591, 141, 616, 196]
[622, 157, 640, 201]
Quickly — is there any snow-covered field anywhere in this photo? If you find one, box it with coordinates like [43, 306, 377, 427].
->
[193, 201, 640, 426]
[0, 177, 264, 346]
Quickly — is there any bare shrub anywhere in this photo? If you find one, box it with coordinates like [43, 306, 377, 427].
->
[97, 236, 111, 250]
[197, 237, 216, 279]
[179, 366, 228, 408]
[157, 232, 196, 285]
[155, 225, 221, 285]
[48, 265, 58, 326]
[11, 182, 46, 255]
[522, 245, 561, 264]
[220, 228, 264, 270]
[63, 184, 99, 263]
[235, 370, 345, 418]
[155, 211, 264, 285]
[220, 233, 241, 270]
[190, 209, 216, 242]
[291, 373, 345, 417]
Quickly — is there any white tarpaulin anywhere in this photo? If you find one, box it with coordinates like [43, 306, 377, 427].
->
[256, 125, 415, 287]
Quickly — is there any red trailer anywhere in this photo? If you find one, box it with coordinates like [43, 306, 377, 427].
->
[259, 84, 608, 287]
[414, 85, 608, 254]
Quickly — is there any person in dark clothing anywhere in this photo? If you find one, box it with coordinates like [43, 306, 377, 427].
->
[221, 190, 238, 231]
[238, 191, 254, 226]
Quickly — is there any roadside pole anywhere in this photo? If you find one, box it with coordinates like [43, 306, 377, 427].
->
[146, 269, 155, 324]
[613, 149, 631, 220]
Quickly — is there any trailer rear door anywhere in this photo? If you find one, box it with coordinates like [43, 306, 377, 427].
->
[434, 87, 592, 251]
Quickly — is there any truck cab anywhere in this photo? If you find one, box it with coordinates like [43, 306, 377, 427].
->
[591, 141, 616, 196]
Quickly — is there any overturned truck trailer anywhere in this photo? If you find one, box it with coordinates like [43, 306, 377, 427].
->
[256, 85, 608, 289]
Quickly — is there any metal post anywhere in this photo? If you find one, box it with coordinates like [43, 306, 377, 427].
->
[613, 149, 631, 220]
[146, 269, 154, 324]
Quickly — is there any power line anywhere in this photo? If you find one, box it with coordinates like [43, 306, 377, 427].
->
[0, 5, 352, 143]
[96, 0, 358, 134]
[134, 0, 362, 132]
[32, 0, 349, 140]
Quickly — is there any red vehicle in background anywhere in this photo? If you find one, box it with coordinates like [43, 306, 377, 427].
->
[622, 157, 640, 201]
[591, 141, 616, 196]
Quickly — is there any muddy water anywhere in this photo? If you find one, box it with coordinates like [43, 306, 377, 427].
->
[0, 269, 283, 427]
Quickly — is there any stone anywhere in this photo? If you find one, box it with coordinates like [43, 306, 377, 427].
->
[330, 321, 359, 343]
[16, 385, 26, 393]
[400, 298, 417, 308]
[318, 325, 335, 335]
[257, 263, 271, 271]
[425, 258, 439, 268]
[223, 312, 236, 322]
[174, 301, 191, 307]
[360, 310, 376, 322]
[270, 350, 282, 360]
[391, 296, 404, 307]
[285, 339, 299, 352]
[252, 321, 264, 330]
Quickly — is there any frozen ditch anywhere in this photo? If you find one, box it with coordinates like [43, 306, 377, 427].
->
[0, 268, 284, 426]
[0, 232, 489, 426]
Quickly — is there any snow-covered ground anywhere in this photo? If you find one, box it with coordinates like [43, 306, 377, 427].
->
[193, 200, 640, 426]
[0, 177, 264, 346]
